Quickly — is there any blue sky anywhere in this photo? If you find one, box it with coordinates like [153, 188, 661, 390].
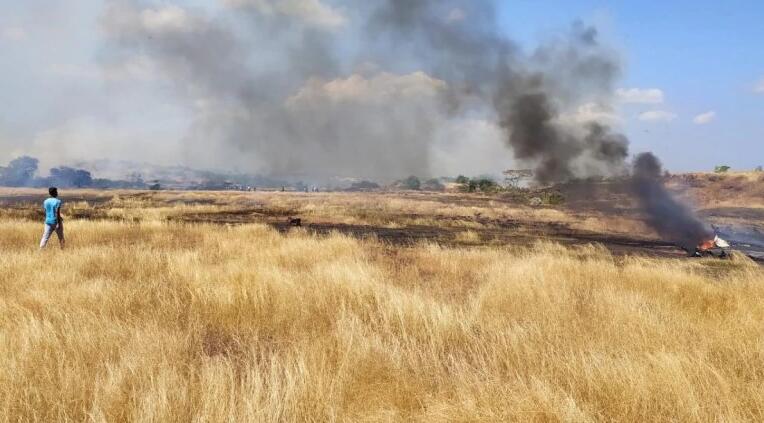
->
[0, 0, 762, 174]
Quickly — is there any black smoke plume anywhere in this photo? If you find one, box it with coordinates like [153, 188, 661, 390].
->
[632, 153, 712, 250]
[368, 0, 628, 184]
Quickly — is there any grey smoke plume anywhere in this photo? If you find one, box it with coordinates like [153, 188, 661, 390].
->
[99, 0, 712, 246]
[101, 0, 630, 181]
[632, 153, 712, 249]
[101, 0, 445, 179]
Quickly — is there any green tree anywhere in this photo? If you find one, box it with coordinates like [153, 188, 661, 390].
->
[0, 156, 39, 186]
[400, 176, 421, 190]
[49, 167, 93, 188]
[455, 175, 469, 184]
[475, 178, 499, 193]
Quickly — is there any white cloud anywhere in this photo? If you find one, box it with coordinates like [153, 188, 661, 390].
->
[560, 102, 621, 126]
[287, 71, 446, 106]
[141, 5, 197, 34]
[101, 3, 201, 37]
[616, 88, 664, 104]
[755, 77, 764, 94]
[693, 111, 716, 125]
[223, 0, 346, 29]
[2, 26, 27, 41]
[638, 110, 677, 122]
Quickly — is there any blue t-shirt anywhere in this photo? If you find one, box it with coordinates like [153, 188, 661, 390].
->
[43, 198, 62, 225]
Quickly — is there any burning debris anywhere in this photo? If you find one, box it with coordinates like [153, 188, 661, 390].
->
[630, 153, 718, 254]
[691, 235, 731, 258]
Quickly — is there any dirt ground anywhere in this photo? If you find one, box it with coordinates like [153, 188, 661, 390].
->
[4, 184, 761, 262]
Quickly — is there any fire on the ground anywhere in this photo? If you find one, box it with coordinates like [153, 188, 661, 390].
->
[692, 235, 731, 258]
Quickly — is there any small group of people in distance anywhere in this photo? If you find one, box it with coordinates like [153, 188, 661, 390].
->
[40, 187, 65, 250]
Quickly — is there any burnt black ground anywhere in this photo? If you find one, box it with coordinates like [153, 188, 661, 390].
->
[1, 189, 760, 262]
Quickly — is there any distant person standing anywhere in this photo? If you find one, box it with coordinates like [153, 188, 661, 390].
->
[40, 187, 65, 249]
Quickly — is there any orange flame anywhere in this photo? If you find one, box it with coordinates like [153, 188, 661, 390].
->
[698, 239, 716, 251]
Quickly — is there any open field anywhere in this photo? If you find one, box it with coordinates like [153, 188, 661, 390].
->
[1, 185, 764, 421]
[2, 175, 763, 260]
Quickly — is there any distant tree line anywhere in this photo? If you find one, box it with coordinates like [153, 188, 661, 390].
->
[455, 175, 501, 193]
[0, 156, 144, 189]
[391, 176, 445, 191]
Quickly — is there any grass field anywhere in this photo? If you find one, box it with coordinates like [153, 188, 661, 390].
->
[1, 189, 763, 421]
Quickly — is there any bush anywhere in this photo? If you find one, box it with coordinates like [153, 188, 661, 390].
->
[475, 178, 499, 193]
[714, 165, 730, 173]
[421, 178, 445, 191]
[398, 176, 421, 191]
[542, 191, 566, 205]
[463, 179, 477, 193]
[49, 167, 93, 188]
[459, 177, 500, 193]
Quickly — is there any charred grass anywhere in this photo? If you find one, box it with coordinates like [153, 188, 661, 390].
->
[0, 188, 691, 259]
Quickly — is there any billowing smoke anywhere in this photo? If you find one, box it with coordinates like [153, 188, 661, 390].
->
[366, 0, 629, 184]
[101, 0, 450, 179]
[632, 153, 712, 249]
[99, 0, 709, 247]
[100, 0, 629, 181]
[366, 0, 709, 246]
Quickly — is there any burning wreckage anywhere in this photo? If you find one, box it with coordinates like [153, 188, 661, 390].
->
[629, 153, 735, 260]
[690, 235, 732, 258]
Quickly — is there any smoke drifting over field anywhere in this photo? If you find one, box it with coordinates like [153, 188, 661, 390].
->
[367, 1, 629, 184]
[101, 0, 629, 181]
[631, 153, 712, 249]
[98, 0, 710, 246]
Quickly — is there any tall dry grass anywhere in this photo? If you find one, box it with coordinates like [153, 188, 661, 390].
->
[1, 218, 763, 422]
[0, 188, 662, 238]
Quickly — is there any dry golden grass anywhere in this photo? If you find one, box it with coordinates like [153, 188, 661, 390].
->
[0, 188, 667, 242]
[454, 230, 482, 244]
[668, 172, 764, 209]
[1, 212, 763, 422]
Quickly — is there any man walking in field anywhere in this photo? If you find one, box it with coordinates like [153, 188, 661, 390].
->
[40, 187, 65, 249]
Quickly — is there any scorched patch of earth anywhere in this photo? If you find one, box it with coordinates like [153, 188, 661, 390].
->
[268, 221, 686, 259]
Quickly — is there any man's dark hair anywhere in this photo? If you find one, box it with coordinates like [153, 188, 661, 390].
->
[48, 187, 58, 197]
